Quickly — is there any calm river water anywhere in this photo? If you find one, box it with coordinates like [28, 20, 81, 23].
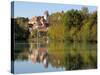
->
[12, 40, 97, 74]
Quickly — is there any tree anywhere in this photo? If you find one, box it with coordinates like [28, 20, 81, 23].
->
[81, 7, 89, 19]
[63, 9, 83, 28]
[13, 17, 29, 40]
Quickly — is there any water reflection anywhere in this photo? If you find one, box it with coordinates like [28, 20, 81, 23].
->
[28, 43, 48, 68]
[13, 41, 97, 73]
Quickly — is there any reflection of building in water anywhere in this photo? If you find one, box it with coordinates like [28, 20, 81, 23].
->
[28, 11, 49, 68]
[28, 43, 48, 68]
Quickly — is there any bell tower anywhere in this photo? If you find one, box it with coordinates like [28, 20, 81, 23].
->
[44, 10, 49, 23]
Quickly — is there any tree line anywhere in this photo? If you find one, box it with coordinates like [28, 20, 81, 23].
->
[48, 7, 97, 42]
[12, 7, 97, 43]
[11, 17, 29, 41]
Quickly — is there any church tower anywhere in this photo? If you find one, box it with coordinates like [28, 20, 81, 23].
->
[44, 10, 49, 23]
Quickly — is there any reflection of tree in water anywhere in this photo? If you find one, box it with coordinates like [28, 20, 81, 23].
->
[14, 40, 97, 70]
[64, 47, 97, 70]
[48, 42, 97, 70]
[88, 51, 97, 68]
[48, 42, 65, 68]
[14, 43, 29, 61]
[66, 53, 96, 70]
[14, 41, 49, 68]
[65, 52, 83, 70]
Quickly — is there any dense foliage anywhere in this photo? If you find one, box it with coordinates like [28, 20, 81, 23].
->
[12, 7, 97, 43]
[48, 7, 97, 42]
[11, 17, 29, 41]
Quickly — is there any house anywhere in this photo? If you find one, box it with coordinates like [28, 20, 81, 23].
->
[28, 11, 49, 32]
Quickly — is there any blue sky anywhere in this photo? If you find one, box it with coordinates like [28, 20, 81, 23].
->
[12, 1, 97, 18]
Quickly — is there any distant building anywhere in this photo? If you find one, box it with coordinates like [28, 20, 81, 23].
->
[44, 10, 49, 23]
[28, 11, 49, 31]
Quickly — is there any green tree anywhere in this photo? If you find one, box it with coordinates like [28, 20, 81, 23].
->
[63, 9, 83, 28]
[80, 7, 89, 20]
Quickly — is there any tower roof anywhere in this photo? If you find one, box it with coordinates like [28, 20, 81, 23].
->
[44, 10, 49, 16]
